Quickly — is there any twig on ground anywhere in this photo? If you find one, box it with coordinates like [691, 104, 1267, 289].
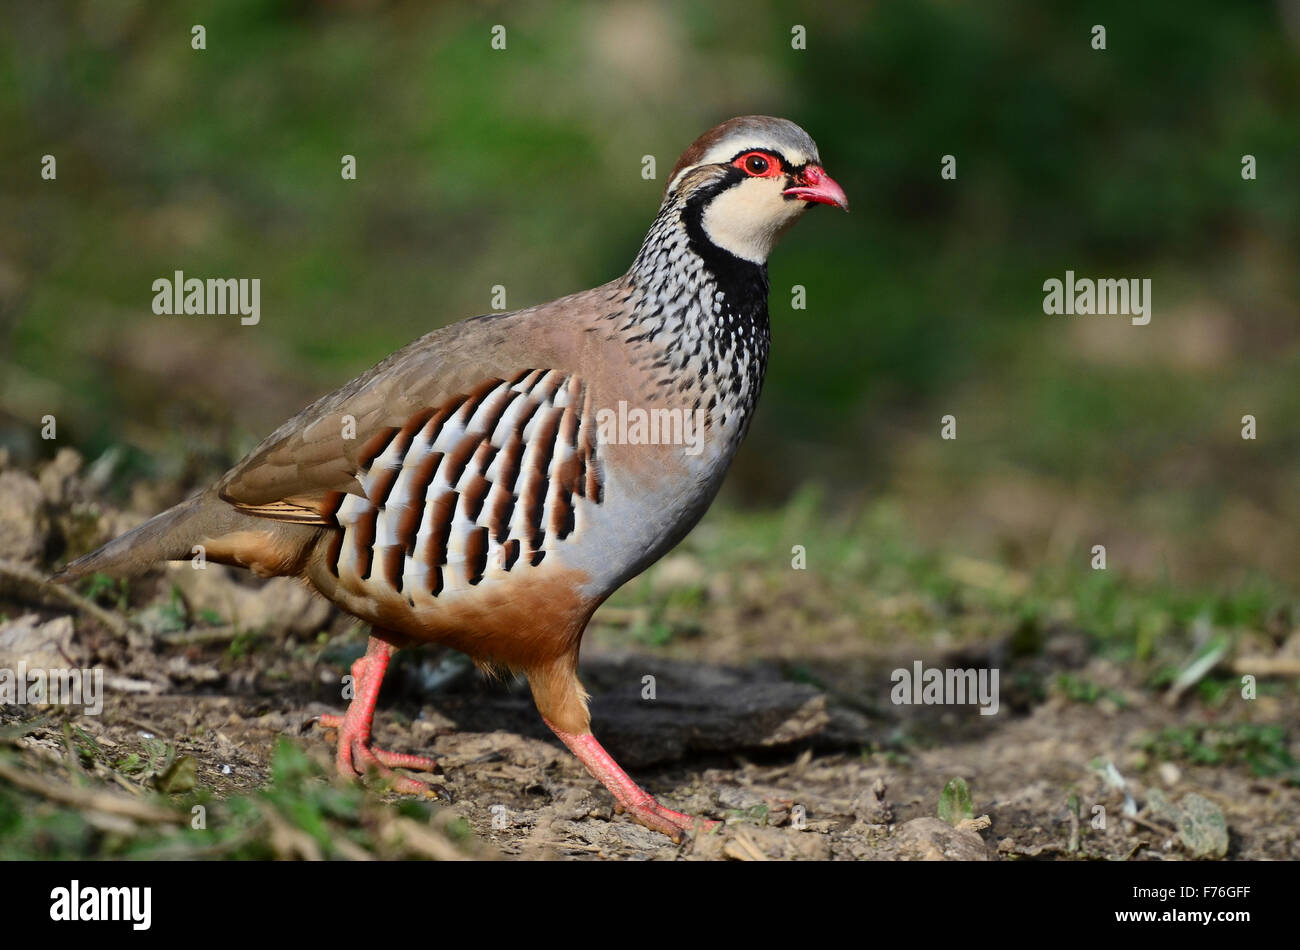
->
[1231, 656, 1300, 677]
[383, 815, 470, 860]
[1124, 813, 1175, 838]
[0, 758, 183, 824]
[158, 626, 242, 646]
[722, 826, 770, 861]
[541, 840, 603, 853]
[0, 559, 146, 649]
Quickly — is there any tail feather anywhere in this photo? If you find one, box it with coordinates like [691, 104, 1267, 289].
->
[54, 492, 216, 583]
[55, 487, 323, 584]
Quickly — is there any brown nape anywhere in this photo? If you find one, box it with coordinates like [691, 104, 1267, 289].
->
[526, 653, 591, 735]
[663, 114, 791, 193]
[665, 126, 732, 193]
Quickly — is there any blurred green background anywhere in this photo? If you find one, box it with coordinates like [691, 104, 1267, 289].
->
[2, 0, 1298, 590]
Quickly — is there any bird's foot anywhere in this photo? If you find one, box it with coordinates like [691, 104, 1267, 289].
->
[543, 719, 717, 843]
[316, 713, 446, 798]
[315, 636, 448, 799]
[615, 794, 717, 844]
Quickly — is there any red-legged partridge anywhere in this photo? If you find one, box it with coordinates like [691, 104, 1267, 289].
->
[58, 115, 849, 841]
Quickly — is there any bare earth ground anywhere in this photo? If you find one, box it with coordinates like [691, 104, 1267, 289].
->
[1, 453, 1298, 860]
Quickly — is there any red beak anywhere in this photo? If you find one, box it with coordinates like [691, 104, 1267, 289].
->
[782, 165, 849, 211]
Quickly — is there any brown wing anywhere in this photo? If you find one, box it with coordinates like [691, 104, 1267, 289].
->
[216, 284, 618, 524]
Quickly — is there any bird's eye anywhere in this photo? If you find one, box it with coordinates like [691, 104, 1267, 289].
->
[732, 151, 780, 177]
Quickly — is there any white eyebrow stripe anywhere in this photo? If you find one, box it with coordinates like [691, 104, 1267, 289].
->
[697, 138, 815, 169]
[666, 139, 817, 195]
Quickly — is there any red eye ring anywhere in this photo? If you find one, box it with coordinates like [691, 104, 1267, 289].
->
[732, 151, 782, 178]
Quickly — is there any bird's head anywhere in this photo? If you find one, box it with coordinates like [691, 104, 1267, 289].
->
[663, 115, 848, 266]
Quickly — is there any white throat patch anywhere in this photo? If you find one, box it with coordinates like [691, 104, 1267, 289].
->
[699, 178, 808, 264]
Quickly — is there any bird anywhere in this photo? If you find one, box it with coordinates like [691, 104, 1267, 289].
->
[56, 115, 848, 841]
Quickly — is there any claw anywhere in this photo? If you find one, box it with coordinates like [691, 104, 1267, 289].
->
[617, 797, 716, 843]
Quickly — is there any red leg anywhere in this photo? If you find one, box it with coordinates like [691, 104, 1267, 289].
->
[317, 636, 443, 797]
[544, 717, 717, 843]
